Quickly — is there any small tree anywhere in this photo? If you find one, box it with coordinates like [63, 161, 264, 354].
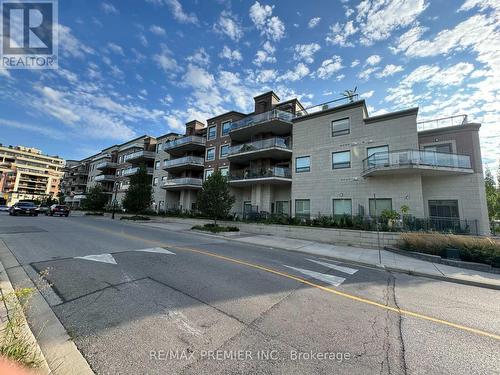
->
[82, 185, 108, 212]
[197, 171, 235, 225]
[122, 165, 152, 214]
[485, 168, 500, 220]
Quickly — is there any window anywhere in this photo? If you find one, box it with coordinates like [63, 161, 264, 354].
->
[367, 145, 389, 167]
[163, 159, 168, 166]
[429, 200, 459, 218]
[204, 169, 214, 179]
[207, 126, 216, 140]
[333, 199, 352, 216]
[116, 169, 121, 176]
[153, 177, 158, 186]
[332, 118, 350, 137]
[369, 198, 392, 217]
[156, 143, 162, 153]
[219, 167, 229, 177]
[220, 144, 230, 158]
[295, 156, 310, 173]
[295, 199, 310, 219]
[275, 201, 289, 215]
[222, 121, 232, 136]
[332, 151, 351, 169]
[161, 176, 167, 183]
[206, 148, 215, 161]
[424, 143, 452, 153]
[155, 160, 160, 170]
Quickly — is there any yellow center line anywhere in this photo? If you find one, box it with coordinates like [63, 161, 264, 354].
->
[71, 219, 500, 341]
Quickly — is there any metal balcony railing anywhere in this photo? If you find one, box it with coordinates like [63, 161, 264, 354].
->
[230, 110, 294, 132]
[230, 167, 292, 181]
[163, 156, 205, 168]
[228, 137, 291, 156]
[417, 114, 468, 131]
[164, 136, 206, 151]
[362, 149, 472, 173]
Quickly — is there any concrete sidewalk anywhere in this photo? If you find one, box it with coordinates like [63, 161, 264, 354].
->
[140, 221, 500, 290]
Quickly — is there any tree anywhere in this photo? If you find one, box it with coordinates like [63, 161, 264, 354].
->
[82, 185, 108, 212]
[197, 171, 235, 225]
[122, 165, 152, 214]
[484, 168, 500, 220]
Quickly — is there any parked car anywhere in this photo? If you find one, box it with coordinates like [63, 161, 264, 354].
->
[0, 205, 9, 212]
[36, 205, 50, 214]
[47, 205, 70, 217]
[9, 202, 38, 216]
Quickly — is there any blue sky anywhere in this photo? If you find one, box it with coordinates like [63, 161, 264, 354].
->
[0, 0, 499, 171]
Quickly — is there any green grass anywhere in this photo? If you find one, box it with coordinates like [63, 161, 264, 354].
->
[192, 224, 240, 233]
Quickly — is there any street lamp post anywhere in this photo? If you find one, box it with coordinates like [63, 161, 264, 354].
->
[111, 183, 118, 220]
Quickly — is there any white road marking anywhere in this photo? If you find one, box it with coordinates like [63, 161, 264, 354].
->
[136, 247, 176, 255]
[75, 253, 117, 264]
[283, 265, 346, 287]
[307, 259, 358, 275]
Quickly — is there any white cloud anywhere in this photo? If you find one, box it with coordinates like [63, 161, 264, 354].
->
[390, 25, 428, 54]
[316, 55, 343, 79]
[153, 47, 182, 74]
[277, 63, 310, 82]
[182, 64, 215, 90]
[293, 43, 321, 64]
[351, 59, 360, 68]
[249, 1, 285, 41]
[355, 0, 429, 45]
[107, 42, 124, 55]
[219, 46, 243, 62]
[255, 69, 277, 83]
[214, 10, 244, 41]
[308, 17, 321, 28]
[376, 64, 403, 78]
[365, 54, 381, 66]
[325, 21, 358, 47]
[56, 24, 95, 58]
[149, 25, 166, 36]
[101, 2, 119, 14]
[361, 90, 374, 98]
[357, 67, 379, 81]
[0, 68, 12, 79]
[186, 48, 210, 66]
[166, 0, 198, 24]
[253, 41, 276, 66]
[0, 118, 65, 140]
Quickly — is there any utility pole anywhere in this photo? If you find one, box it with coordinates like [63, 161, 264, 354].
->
[111, 183, 118, 220]
[374, 193, 381, 264]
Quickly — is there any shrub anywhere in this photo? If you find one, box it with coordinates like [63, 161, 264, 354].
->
[400, 232, 500, 267]
[192, 224, 240, 233]
[120, 215, 151, 221]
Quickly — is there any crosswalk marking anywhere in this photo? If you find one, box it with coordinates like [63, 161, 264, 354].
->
[136, 247, 176, 255]
[283, 265, 345, 287]
[75, 253, 117, 264]
[307, 259, 358, 275]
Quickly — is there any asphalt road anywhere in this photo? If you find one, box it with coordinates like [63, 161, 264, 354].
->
[0, 212, 498, 375]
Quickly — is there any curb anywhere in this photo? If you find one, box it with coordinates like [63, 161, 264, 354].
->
[0, 240, 94, 375]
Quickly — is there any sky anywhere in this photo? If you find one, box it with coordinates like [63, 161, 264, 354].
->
[0, 0, 499, 171]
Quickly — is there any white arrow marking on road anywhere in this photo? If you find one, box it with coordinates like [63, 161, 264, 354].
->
[75, 253, 117, 264]
[283, 265, 345, 287]
[306, 259, 358, 275]
[136, 247, 176, 255]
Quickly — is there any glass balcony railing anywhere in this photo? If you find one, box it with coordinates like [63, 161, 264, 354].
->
[96, 161, 117, 170]
[363, 149, 472, 173]
[417, 114, 468, 132]
[230, 110, 294, 132]
[230, 167, 291, 181]
[164, 136, 206, 151]
[295, 95, 359, 117]
[162, 178, 203, 188]
[228, 137, 291, 156]
[122, 167, 154, 177]
[94, 174, 115, 182]
[163, 156, 205, 169]
[123, 150, 155, 163]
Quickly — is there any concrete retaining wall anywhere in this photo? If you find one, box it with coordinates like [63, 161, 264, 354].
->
[161, 217, 401, 248]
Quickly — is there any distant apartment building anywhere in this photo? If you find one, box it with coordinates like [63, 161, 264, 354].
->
[61, 157, 92, 207]
[0, 145, 64, 205]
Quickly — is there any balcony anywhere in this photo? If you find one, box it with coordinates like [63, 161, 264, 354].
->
[229, 110, 294, 142]
[362, 149, 474, 177]
[96, 161, 117, 171]
[123, 150, 155, 164]
[163, 156, 205, 173]
[417, 114, 468, 132]
[229, 167, 292, 186]
[119, 142, 144, 152]
[161, 177, 203, 190]
[94, 174, 115, 182]
[122, 167, 154, 177]
[164, 136, 206, 156]
[92, 153, 112, 162]
[227, 137, 292, 163]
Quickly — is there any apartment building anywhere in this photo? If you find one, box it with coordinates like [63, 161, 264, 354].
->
[61, 157, 92, 207]
[152, 132, 179, 211]
[0, 145, 64, 205]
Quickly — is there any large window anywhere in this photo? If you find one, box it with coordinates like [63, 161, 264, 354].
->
[206, 147, 215, 161]
[429, 200, 459, 218]
[369, 198, 392, 217]
[204, 169, 214, 179]
[295, 156, 310, 173]
[275, 201, 290, 215]
[207, 126, 216, 140]
[219, 167, 229, 177]
[155, 160, 160, 170]
[332, 151, 351, 169]
[295, 199, 310, 219]
[331, 118, 350, 137]
[367, 145, 389, 167]
[221, 121, 232, 136]
[424, 143, 452, 153]
[220, 144, 230, 158]
[153, 177, 158, 186]
[333, 199, 352, 216]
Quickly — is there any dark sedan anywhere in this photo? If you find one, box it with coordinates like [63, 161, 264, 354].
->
[9, 202, 38, 216]
[47, 205, 70, 217]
